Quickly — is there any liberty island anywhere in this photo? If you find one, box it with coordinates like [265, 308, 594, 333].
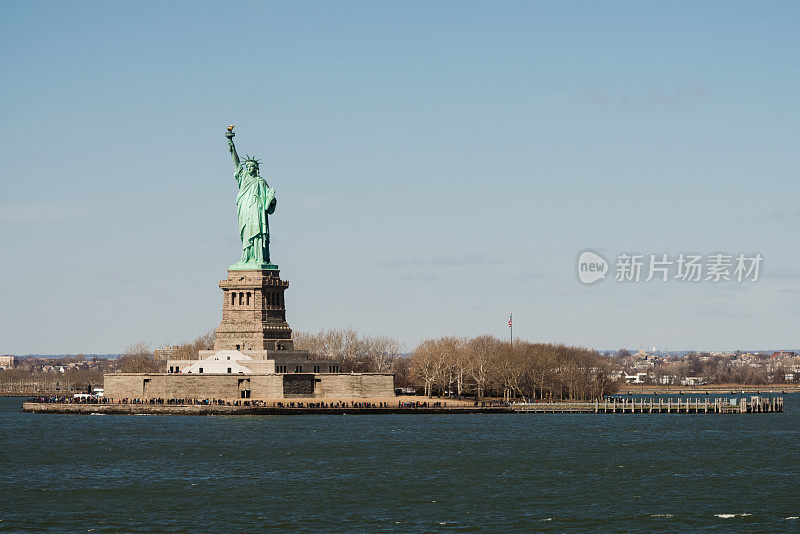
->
[28, 127, 397, 403]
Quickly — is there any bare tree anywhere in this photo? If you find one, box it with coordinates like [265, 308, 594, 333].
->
[466, 336, 497, 400]
[411, 338, 447, 397]
[392, 355, 414, 388]
[368, 336, 403, 373]
[295, 328, 404, 373]
[118, 341, 161, 373]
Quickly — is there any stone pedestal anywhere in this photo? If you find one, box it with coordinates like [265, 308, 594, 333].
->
[214, 269, 293, 351]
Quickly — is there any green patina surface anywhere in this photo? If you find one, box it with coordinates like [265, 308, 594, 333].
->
[226, 127, 278, 271]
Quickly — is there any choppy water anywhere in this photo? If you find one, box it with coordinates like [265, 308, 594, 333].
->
[1, 395, 798, 532]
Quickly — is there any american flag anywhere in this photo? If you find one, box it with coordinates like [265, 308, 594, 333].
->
[508, 315, 512, 328]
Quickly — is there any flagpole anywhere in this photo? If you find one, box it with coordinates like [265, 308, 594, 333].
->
[510, 313, 513, 347]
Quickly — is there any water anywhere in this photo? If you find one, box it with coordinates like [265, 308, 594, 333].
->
[1, 396, 798, 532]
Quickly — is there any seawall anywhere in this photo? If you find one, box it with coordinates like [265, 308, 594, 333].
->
[21, 402, 508, 415]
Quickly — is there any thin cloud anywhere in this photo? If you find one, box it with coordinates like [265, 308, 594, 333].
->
[684, 302, 753, 318]
[507, 272, 543, 282]
[401, 272, 438, 282]
[429, 253, 498, 266]
[768, 210, 800, 221]
[375, 259, 406, 268]
[586, 87, 609, 104]
[0, 203, 90, 222]
[763, 266, 800, 280]
[701, 282, 750, 294]
[585, 84, 705, 108]
[377, 253, 499, 268]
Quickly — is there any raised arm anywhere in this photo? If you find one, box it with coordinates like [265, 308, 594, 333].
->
[228, 137, 240, 168]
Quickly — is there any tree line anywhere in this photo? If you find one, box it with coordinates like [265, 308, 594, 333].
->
[409, 336, 620, 401]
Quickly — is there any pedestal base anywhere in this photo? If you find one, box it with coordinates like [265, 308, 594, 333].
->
[215, 268, 292, 351]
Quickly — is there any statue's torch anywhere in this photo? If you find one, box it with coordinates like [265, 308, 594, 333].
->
[225, 124, 235, 139]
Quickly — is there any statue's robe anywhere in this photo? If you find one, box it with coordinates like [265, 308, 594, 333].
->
[234, 164, 276, 264]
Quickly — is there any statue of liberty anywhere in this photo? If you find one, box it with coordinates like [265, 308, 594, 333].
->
[225, 126, 278, 270]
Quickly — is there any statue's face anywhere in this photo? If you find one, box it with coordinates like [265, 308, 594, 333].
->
[246, 162, 257, 175]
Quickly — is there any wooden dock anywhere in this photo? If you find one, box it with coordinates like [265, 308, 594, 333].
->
[513, 396, 784, 414]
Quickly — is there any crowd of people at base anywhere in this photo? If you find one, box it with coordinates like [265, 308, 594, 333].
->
[28, 397, 401, 409]
[27, 396, 111, 404]
[398, 401, 448, 408]
[272, 401, 392, 408]
[27, 397, 495, 409]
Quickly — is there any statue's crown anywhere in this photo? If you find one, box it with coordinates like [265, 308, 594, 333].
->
[243, 154, 261, 166]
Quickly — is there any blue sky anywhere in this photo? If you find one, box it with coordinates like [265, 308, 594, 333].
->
[1, 1, 798, 354]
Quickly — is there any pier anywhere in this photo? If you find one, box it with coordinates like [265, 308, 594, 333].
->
[513, 396, 784, 414]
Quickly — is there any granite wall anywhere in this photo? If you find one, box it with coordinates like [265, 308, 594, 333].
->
[104, 373, 394, 400]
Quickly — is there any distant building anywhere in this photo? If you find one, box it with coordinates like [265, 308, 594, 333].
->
[0, 356, 18, 370]
[624, 372, 648, 384]
[680, 376, 707, 386]
[154, 346, 181, 360]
